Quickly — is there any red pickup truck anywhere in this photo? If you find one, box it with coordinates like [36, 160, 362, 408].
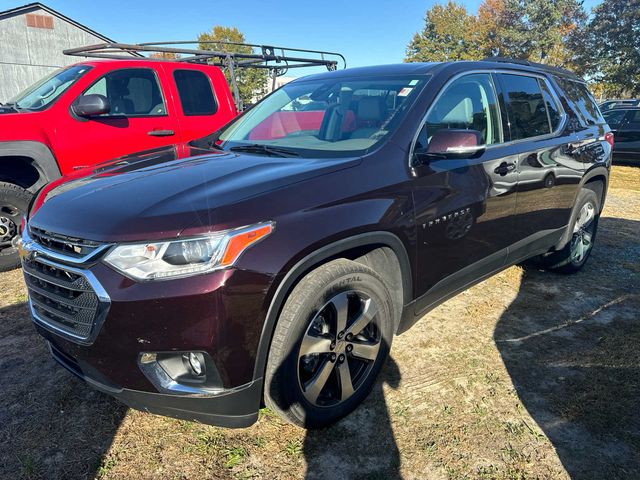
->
[0, 59, 238, 270]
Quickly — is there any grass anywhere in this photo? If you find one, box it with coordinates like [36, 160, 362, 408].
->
[609, 165, 640, 191]
[224, 447, 247, 468]
[17, 455, 38, 479]
[283, 440, 302, 457]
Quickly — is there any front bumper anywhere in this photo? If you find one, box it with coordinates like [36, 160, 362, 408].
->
[48, 340, 261, 428]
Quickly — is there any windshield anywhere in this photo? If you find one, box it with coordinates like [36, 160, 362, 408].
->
[218, 74, 429, 158]
[7, 65, 92, 111]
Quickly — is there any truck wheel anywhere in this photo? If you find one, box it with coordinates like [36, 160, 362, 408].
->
[264, 259, 395, 428]
[536, 189, 599, 274]
[0, 182, 31, 272]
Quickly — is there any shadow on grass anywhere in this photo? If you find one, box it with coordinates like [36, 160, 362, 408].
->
[0, 301, 127, 480]
[302, 355, 402, 480]
[494, 217, 640, 479]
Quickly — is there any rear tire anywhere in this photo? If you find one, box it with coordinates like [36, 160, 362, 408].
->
[264, 259, 395, 428]
[0, 182, 31, 272]
[534, 189, 599, 274]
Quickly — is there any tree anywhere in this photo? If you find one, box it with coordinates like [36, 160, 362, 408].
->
[581, 0, 640, 96]
[149, 52, 180, 60]
[405, 1, 483, 62]
[477, 0, 509, 57]
[198, 26, 268, 108]
[406, 0, 587, 74]
[477, 0, 586, 70]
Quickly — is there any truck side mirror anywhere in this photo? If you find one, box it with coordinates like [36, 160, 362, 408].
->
[72, 94, 110, 118]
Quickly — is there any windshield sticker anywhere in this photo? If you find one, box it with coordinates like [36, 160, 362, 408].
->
[398, 87, 413, 97]
[409, 79, 419, 86]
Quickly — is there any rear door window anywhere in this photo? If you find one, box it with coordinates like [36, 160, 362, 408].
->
[539, 81, 562, 131]
[499, 73, 552, 140]
[174, 70, 217, 116]
[554, 77, 605, 127]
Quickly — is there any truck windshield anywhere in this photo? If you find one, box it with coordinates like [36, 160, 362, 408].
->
[7, 65, 92, 111]
[218, 74, 429, 158]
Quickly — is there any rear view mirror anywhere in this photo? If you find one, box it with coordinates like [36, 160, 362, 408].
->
[72, 94, 110, 118]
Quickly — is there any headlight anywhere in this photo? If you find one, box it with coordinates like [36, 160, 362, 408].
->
[103, 222, 274, 281]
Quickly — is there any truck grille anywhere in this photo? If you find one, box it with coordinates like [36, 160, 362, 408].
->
[23, 257, 104, 342]
[28, 226, 102, 259]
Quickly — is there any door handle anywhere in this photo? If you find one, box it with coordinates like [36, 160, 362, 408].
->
[494, 162, 516, 176]
[147, 129, 175, 137]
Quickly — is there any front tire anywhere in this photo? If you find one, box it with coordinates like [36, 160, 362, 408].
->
[264, 259, 395, 428]
[0, 182, 32, 272]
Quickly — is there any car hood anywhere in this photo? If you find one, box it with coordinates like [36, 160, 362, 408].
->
[30, 148, 361, 242]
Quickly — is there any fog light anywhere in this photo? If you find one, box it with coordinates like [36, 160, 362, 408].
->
[140, 352, 157, 364]
[188, 352, 204, 376]
[139, 351, 222, 394]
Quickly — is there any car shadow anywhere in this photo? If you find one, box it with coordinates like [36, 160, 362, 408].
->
[302, 355, 402, 480]
[494, 217, 640, 478]
[0, 301, 127, 480]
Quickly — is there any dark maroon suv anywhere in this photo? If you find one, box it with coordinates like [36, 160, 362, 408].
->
[19, 59, 612, 428]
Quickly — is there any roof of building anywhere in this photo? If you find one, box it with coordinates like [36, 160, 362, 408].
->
[0, 2, 115, 42]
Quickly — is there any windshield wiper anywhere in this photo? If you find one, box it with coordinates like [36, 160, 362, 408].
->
[229, 144, 300, 158]
[0, 102, 20, 112]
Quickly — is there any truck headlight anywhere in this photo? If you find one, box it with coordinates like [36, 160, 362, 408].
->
[103, 222, 273, 281]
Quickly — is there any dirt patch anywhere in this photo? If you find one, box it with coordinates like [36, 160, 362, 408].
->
[0, 166, 638, 480]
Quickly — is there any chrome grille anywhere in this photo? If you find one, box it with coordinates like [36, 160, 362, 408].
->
[28, 226, 102, 259]
[23, 257, 106, 342]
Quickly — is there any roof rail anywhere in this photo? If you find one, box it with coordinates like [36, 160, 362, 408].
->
[482, 56, 580, 79]
[483, 56, 532, 66]
[64, 41, 347, 110]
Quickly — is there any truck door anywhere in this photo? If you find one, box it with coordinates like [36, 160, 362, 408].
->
[168, 66, 238, 143]
[52, 67, 180, 173]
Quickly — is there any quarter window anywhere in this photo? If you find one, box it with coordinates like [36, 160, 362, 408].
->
[500, 74, 552, 140]
[415, 73, 502, 155]
[84, 68, 166, 116]
[174, 70, 218, 116]
[554, 77, 605, 127]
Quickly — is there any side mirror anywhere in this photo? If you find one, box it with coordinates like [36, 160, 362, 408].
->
[72, 94, 110, 118]
[413, 129, 485, 165]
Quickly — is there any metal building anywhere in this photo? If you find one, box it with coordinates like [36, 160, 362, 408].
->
[0, 2, 115, 102]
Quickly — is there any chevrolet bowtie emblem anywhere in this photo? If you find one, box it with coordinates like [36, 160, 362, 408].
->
[16, 238, 36, 261]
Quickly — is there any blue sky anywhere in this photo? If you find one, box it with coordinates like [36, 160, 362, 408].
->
[1, 0, 601, 75]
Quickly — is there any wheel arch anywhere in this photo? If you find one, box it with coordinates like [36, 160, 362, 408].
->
[252, 231, 413, 383]
[0, 141, 61, 192]
[581, 170, 608, 213]
[555, 166, 609, 250]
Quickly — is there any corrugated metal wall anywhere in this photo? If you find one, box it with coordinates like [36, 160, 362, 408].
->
[0, 7, 106, 102]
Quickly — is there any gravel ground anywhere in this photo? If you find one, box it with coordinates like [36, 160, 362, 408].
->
[0, 166, 638, 480]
